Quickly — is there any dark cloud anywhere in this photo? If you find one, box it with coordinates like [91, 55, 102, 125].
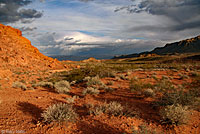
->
[32, 32, 162, 56]
[64, 37, 74, 41]
[0, 0, 43, 24]
[115, 0, 200, 32]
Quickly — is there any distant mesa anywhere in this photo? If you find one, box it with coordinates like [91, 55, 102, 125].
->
[81, 57, 101, 63]
[0, 24, 63, 70]
[113, 35, 200, 59]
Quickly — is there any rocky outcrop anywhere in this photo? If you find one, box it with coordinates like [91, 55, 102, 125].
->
[0, 24, 63, 70]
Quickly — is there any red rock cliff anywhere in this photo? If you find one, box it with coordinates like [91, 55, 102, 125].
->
[0, 24, 63, 70]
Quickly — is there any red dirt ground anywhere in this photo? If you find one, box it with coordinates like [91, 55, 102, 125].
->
[0, 70, 199, 134]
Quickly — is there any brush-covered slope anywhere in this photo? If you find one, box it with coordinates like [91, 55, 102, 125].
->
[113, 35, 200, 59]
[152, 35, 200, 54]
[0, 24, 63, 70]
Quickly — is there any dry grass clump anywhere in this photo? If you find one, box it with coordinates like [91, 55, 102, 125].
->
[12, 82, 27, 91]
[154, 79, 175, 92]
[88, 101, 124, 116]
[157, 89, 199, 107]
[143, 88, 155, 97]
[130, 78, 153, 92]
[105, 101, 124, 116]
[41, 103, 78, 123]
[85, 76, 104, 87]
[54, 80, 71, 94]
[66, 96, 79, 104]
[82, 87, 100, 95]
[34, 81, 54, 88]
[159, 104, 190, 125]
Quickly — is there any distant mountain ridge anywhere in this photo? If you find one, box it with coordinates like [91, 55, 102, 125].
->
[113, 35, 200, 59]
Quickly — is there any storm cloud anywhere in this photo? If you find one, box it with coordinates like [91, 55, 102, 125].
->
[0, 0, 43, 24]
[115, 0, 200, 32]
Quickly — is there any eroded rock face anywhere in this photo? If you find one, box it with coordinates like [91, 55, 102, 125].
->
[0, 24, 63, 70]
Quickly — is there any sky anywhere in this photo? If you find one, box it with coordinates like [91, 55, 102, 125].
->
[0, 0, 200, 57]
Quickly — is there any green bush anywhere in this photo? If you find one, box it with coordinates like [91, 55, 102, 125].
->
[54, 81, 71, 94]
[159, 104, 190, 125]
[12, 82, 27, 91]
[41, 103, 78, 123]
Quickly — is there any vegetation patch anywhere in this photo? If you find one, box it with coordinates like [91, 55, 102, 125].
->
[34, 81, 54, 88]
[12, 82, 27, 91]
[159, 104, 190, 125]
[41, 103, 78, 123]
[88, 101, 124, 116]
[82, 87, 100, 95]
[54, 81, 71, 94]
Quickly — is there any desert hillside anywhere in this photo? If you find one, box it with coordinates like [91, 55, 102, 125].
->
[0, 24, 63, 71]
[152, 35, 200, 54]
[114, 35, 200, 59]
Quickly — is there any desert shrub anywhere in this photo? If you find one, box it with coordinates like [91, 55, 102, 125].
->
[190, 71, 200, 77]
[118, 74, 129, 80]
[106, 81, 114, 86]
[154, 79, 175, 92]
[157, 89, 199, 107]
[70, 80, 76, 85]
[104, 86, 115, 92]
[88, 101, 123, 116]
[159, 104, 190, 125]
[152, 75, 158, 81]
[54, 81, 71, 94]
[130, 78, 154, 92]
[178, 74, 189, 80]
[86, 76, 104, 87]
[88, 103, 107, 116]
[41, 103, 78, 123]
[49, 64, 116, 83]
[161, 75, 169, 80]
[35, 81, 54, 88]
[66, 96, 79, 104]
[105, 101, 124, 116]
[82, 87, 100, 95]
[143, 88, 155, 97]
[12, 82, 27, 91]
[115, 76, 121, 81]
